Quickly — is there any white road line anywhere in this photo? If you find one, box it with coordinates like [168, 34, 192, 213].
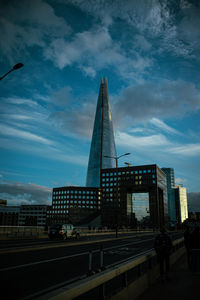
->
[0, 238, 154, 272]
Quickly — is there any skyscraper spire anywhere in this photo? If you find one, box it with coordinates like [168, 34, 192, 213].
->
[86, 78, 117, 187]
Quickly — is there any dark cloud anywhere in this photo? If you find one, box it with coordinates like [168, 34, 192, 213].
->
[113, 80, 200, 127]
[49, 95, 96, 138]
[188, 192, 200, 212]
[0, 0, 70, 63]
[0, 182, 52, 206]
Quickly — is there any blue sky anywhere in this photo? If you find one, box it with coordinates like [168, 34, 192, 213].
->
[0, 0, 200, 211]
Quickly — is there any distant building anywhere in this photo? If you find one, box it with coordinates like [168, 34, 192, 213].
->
[0, 199, 7, 207]
[19, 205, 50, 227]
[100, 164, 168, 229]
[0, 206, 20, 225]
[161, 168, 176, 227]
[49, 186, 101, 226]
[174, 185, 188, 223]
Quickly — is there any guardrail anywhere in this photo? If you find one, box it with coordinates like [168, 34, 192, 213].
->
[0, 225, 155, 239]
[0, 226, 45, 238]
[41, 238, 185, 300]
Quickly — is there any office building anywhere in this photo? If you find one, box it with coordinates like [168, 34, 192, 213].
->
[19, 205, 50, 227]
[0, 206, 20, 225]
[86, 78, 116, 187]
[100, 164, 168, 228]
[161, 168, 176, 227]
[174, 185, 188, 223]
[49, 186, 101, 225]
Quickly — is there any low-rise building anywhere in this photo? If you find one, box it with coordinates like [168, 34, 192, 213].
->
[49, 186, 101, 225]
[19, 205, 50, 227]
[0, 206, 20, 225]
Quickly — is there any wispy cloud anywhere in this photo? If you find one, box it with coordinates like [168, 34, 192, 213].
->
[116, 131, 170, 148]
[150, 118, 182, 135]
[0, 124, 53, 145]
[169, 144, 200, 156]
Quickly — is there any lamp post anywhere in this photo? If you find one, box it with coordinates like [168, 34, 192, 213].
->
[0, 63, 24, 80]
[104, 153, 130, 237]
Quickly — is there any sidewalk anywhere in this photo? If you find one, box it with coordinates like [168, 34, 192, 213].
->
[137, 253, 200, 300]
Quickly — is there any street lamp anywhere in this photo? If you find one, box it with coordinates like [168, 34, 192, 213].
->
[104, 152, 130, 237]
[0, 63, 24, 81]
[124, 162, 131, 167]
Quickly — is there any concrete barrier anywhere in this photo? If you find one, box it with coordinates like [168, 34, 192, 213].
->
[36, 238, 185, 300]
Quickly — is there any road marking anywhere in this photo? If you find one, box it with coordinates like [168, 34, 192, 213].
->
[0, 233, 155, 254]
[0, 238, 154, 272]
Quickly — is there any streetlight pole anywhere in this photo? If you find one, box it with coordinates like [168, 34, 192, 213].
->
[0, 63, 24, 81]
[104, 152, 130, 237]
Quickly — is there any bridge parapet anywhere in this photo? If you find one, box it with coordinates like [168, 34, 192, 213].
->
[39, 238, 185, 300]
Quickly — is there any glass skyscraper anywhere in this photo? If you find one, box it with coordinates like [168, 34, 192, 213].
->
[86, 78, 116, 187]
[161, 168, 176, 226]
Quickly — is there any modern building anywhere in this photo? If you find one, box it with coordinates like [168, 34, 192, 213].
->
[49, 186, 101, 226]
[0, 206, 20, 225]
[0, 199, 7, 207]
[100, 164, 168, 229]
[50, 78, 171, 229]
[174, 185, 188, 223]
[161, 168, 176, 227]
[86, 78, 116, 187]
[19, 205, 50, 227]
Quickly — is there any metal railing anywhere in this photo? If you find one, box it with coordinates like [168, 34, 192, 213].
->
[41, 238, 185, 300]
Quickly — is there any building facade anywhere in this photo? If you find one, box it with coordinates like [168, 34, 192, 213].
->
[100, 164, 168, 229]
[19, 205, 50, 227]
[161, 168, 176, 227]
[86, 78, 116, 187]
[48, 186, 101, 225]
[174, 185, 188, 223]
[0, 206, 20, 225]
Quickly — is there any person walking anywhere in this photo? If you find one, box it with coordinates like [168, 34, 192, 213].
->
[184, 226, 192, 266]
[154, 227, 172, 282]
[190, 226, 200, 272]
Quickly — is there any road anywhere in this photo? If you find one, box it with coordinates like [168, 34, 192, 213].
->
[0, 232, 183, 300]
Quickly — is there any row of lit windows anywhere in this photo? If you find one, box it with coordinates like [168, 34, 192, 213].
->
[53, 205, 96, 209]
[53, 200, 96, 205]
[101, 179, 156, 187]
[53, 200, 99, 205]
[53, 195, 96, 200]
[102, 169, 155, 177]
[53, 190, 98, 195]
[102, 174, 155, 182]
[51, 205, 96, 212]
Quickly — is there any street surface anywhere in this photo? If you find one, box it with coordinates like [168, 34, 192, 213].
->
[0, 231, 182, 299]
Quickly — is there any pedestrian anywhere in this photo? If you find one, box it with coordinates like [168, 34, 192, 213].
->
[184, 225, 192, 266]
[154, 227, 172, 282]
[190, 226, 200, 272]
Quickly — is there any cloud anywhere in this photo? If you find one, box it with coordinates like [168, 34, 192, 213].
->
[116, 131, 170, 149]
[169, 144, 200, 156]
[175, 178, 187, 184]
[0, 0, 70, 63]
[69, 0, 199, 58]
[44, 24, 152, 79]
[0, 124, 53, 145]
[150, 118, 181, 135]
[187, 192, 200, 212]
[0, 181, 52, 206]
[113, 80, 200, 127]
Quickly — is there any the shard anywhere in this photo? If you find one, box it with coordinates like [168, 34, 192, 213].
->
[86, 78, 117, 187]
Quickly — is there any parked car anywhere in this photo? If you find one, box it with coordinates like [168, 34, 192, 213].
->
[48, 224, 80, 240]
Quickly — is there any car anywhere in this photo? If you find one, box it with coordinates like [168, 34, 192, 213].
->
[48, 224, 80, 240]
